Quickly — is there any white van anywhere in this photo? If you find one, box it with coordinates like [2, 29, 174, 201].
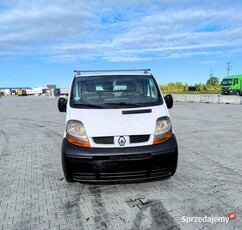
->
[58, 69, 178, 183]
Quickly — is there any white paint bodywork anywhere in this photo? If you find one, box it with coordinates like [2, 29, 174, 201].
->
[64, 73, 171, 148]
[65, 102, 170, 148]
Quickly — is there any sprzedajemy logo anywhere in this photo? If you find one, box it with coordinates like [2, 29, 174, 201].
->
[182, 212, 236, 225]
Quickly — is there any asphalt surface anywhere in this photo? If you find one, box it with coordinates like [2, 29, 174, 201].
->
[0, 96, 242, 230]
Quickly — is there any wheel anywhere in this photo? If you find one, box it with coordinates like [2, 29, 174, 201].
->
[236, 91, 240, 96]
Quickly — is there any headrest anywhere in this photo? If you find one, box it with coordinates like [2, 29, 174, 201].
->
[86, 83, 96, 92]
[103, 82, 113, 91]
[127, 82, 137, 91]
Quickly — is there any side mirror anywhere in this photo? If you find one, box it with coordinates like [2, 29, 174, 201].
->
[58, 97, 67, 112]
[164, 94, 173, 109]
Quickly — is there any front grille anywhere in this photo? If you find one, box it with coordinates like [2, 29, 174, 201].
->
[73, 169, 173, 182]
[150, 168, 172, 177]
[130, 135, 150, 143]
[92, 135, 150, 145]
[93, 136, 114, 144]
[73, 172, 96, 181]
[73, 171, 148, 181]
[70, 152, 177, 182]
[93, 153, 151, 161]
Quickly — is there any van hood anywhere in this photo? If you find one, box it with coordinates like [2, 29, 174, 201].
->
[67, 106, 169, 137]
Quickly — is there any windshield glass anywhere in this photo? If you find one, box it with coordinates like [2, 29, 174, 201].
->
[70, 75, 162, 109]
[222, 79, 233, 86]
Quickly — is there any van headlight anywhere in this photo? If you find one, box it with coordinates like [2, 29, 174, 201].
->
[153, 117, 173, 144]
[66, 120, 90, 147]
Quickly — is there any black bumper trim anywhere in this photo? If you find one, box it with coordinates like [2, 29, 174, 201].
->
[62, 135, 178, 183]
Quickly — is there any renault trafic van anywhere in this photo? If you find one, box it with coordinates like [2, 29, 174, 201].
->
[58, 69, 178, 183]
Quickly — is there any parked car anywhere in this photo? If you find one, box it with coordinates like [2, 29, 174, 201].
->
[188, 86, 200, 91]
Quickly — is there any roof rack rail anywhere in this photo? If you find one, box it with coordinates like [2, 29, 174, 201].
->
[74, 69, 150, 75]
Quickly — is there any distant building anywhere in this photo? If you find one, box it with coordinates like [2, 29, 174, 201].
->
[47, 85, 56, 89]
[0, 85, 57, 96]
[0, 87, 32, 95]
[0, 87, 32, 90]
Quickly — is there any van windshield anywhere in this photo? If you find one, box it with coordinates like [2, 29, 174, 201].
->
[70, 75, 162, 109]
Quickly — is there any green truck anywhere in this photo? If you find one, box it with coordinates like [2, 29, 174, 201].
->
[221, 75, 242, 96]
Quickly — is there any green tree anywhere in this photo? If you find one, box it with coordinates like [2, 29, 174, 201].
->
[206, 76, 219, 86]
[183, 83, 188, 91]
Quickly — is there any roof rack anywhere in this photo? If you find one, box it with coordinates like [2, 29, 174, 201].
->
[74, 69, 150, 75]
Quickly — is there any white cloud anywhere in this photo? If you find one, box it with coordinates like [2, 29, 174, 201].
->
[1, 0, 242, 62]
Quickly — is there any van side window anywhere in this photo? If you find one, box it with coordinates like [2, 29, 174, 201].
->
[147, 79, 158, 98]
[74, 82, 81, 100]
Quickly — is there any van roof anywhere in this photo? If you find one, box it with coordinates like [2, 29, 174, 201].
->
[73, 69, 151, 78]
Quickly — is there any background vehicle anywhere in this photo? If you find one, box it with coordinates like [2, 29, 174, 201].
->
[58, 69, 178, 183]
[221, 75, 242, 95]
[11, 89, 17, 95]
[54, 88, 69, 96]
[17, 89, 27, 96]
[188, 86, 200, 91]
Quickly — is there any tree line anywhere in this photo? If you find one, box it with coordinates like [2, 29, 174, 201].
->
[160, 76, 221, 93]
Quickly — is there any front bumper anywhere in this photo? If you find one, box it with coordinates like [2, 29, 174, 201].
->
[62, 135, 178, 183]
[221, 89, 236, 95]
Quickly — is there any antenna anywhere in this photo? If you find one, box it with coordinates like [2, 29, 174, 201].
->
[210, 67, 213, 77]
[209, 67, 213, 85]
[227, 62, 231, 76]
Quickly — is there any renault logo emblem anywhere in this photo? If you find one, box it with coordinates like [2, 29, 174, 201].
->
[118, 136, 126, 146]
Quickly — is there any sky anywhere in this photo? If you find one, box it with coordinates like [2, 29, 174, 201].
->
[1, 0, 242, 88]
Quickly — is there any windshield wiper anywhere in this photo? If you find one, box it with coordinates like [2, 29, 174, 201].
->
[104, 102, 140, 107]
[76, 103, 103, 108]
